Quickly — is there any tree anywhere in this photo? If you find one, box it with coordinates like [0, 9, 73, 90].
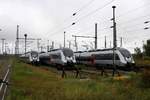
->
[134, 47, 142, 58]
[143, 39, 150, 57]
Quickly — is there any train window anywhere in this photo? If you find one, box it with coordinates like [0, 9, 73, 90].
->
[76, 56, 91, 61]
[62, 48, 73, 57]
[119, 49, 131, 58]
[31, 52, 38, 57]
[51, 53, 61, 59]
[94, 53, 120, 60]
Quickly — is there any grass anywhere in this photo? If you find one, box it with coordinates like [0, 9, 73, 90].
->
[6, 58, 150, 100]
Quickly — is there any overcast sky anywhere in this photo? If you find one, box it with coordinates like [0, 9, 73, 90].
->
[0, 0, 150, 53]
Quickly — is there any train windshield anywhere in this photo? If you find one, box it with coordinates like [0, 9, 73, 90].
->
[31, 51, 38, 57]
[62, 48, 73, 57]
[119, 49, 131, 58]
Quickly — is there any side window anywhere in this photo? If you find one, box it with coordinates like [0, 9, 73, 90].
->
[77, 56, 91, 61]
[94, 53, 120, 60]
[50, 53, 61, 59]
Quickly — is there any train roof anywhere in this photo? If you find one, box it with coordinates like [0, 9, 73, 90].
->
[88, 47, 128, 52]
[21, 51, 38, 54]
[74, 51, 87, 53]
[47, 48, 73, 52]
[75, 47, 129, 53]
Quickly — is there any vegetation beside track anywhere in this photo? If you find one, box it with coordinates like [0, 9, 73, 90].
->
[6, 58, 150, 100]
[0, 56, 12, 77]
[135, 58, 150, 67]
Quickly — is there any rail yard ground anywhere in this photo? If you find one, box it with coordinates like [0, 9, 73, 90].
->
[1, 57, 149, 100]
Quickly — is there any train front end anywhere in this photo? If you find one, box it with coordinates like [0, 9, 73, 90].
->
[30, 51, 39, 64]
[62, 48, 76, 68]
[118, 48, 135, 68]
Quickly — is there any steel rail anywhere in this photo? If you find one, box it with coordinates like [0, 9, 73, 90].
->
[0, 64, 11, 100]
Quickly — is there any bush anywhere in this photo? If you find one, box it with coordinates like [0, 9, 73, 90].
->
[143, 56, 150, 60]
[140, 67, 150, 88]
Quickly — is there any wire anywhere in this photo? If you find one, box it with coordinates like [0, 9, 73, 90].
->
[47, 0, 97, 36]
[117, 1, 150, 19]
[48, 0, 115, 38]
[117, 13, 150, 25]
[95, 1, 150, 26]
[48, 24, 73, 37]
[74, 0, 116, 24]
[73, 0, 96, 16]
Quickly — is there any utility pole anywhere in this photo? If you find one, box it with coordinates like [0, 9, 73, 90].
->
[41, 46, 43, 52]
[24, 34, 27, 56]
[15, 25, 19, 55]
[72, 35, 95, 51]
[105, 36, 107, 48]
[110, 41, 112, 48]
[47, 40, 49, 52]
[112, 6, 118, 76]
[95, 23, 97, 49]
[113, 7, 117, 48]
[1, 38, 5, 54]
[68, 41, 71, 49]
[73, 36, 78, 51]
[59, 44, 62, 49]
[5, 42, 8, 54]
[120, 37, 123, 47]
[51, 41, 54, 49]
[75, 36, 77, 51]
[64, 31, 66, 48]
[37, 39, 41, 52]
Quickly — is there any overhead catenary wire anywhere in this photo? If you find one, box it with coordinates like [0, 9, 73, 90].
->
[48, 0, 113, 38]
[47, 0, 97, 36]
[92, 0, 150, 26]
[47, 24, 73, 37]
[117, 13, 150, 25]
[117, 1, 150, 19]
[72, 0, 116, 25]
[47, 0, 116, 38]
[45, 0, 150, 51]
[72, 0, 96, 16]
[79, 13, 150, 36]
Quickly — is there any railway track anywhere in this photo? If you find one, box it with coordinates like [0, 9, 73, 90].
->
[38, 64, 143, 79]
[19, 62, 150, 79]
[0, 64, 11, 100]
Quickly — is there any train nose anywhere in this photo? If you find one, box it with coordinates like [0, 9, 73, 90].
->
[32, 57, 38, 61]
[125, 57, 132, 62]
[66, 57, 73, 62]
